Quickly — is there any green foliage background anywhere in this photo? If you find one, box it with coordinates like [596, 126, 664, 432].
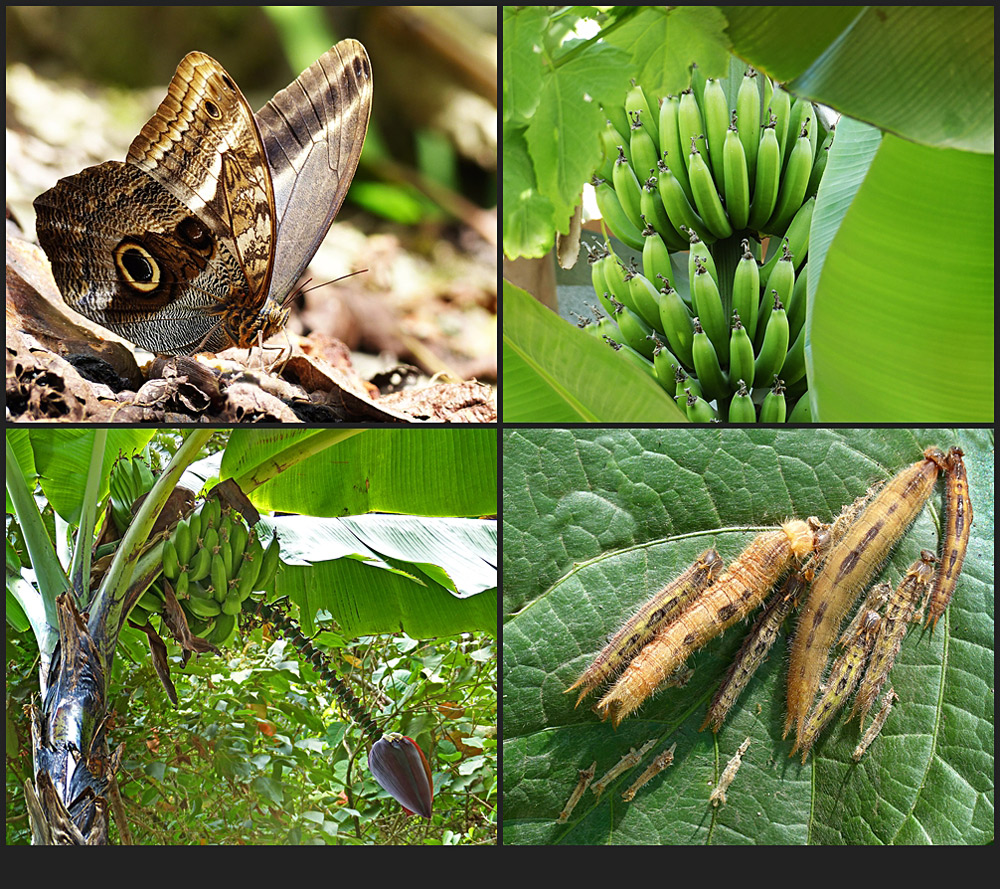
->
[502, 428, 993, 844]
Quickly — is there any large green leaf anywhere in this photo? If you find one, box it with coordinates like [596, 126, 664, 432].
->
[808, 135, 993, 421]
[28, 429, 156, 523]
[502, 280, 685, 422]
[503, 429, 993, 844]
[222, 428, 496, 518]
[727, 6, 993, 153]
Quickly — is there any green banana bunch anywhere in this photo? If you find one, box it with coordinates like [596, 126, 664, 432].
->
[156, 498, 283, 648]
[583, 55, 833, 422]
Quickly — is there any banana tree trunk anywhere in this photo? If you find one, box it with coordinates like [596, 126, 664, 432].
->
[24, 593, 116, 844]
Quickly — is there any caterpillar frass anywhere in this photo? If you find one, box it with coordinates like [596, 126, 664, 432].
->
[246, 598, 433, 819]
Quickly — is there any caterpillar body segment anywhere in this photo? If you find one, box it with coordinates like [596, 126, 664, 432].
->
[785, 448, 946, 742]
[709, 736, 751, 807]
[852, 688, 898, 762]
[926, 447, 972, 631]
[849, 550, 937, 725]
[622, 742, 676, 802]
[566, 548, 724, 706]
[596, 518, 824, 727]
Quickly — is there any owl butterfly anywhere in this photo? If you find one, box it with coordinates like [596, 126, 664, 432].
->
[34, 40, 372, 356]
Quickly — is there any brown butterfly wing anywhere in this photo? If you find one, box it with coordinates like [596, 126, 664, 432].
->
[254, 39, 373, 305]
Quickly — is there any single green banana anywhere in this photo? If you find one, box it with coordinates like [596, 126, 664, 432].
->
[685, 231, 719, 289]
[735, 69, 761, 183]
[640, 181, 686, 250]
[781, 326, 807, 386]
[652, 342, 680, 396]
[787, 261, 809, 342]
[187, 544, 212, 584]
[655, 159, 713, 244]
[208, 611, 237, 646]
[187, 578, 214, 600]
[727, 380, 757, 423]
[642, 228, 674, 290]
[173, 515, 194, 567]
[677, 90, 705, 175]
[787, 392, 812, 422]
[625, 81, 658, 145]
[593, 176, 645, 251]
[230, 518, 249, 576]
[769, 85, 792, 166]
[138, 588, 165, 614]
[728, 313, 756, 393]
[753, 294, 790, 387]
[612, 147, 644, 230]
[625, 270, 666, 332]
[589, 244, 611, 305]
[220, 516, 235, 583]
[185, 592, 222, 619]
[612, 300, 658, 359]
[210, 551, 230, 603]
[256, 535, 282, 592]
[604, 337, 656, 379]
[205, 497, 222, 534]
[655, 280, 695, 369]
[221, 590, 244, 617]
[806, 128, 834, 200]
[162, 536, 181, 581]
[759, 378, 787, 423]
[602, 246, 631, 303]
[688, 139, 733, 239]
[685, 389, 718, 423]
[769, 196, 814, 276]
[629, 110, 661, 181]
[722, 114, 750, 231]
[691, 260, 729, 361]
[658, 94, 694, 202]
[598, 119, 627, 183]
[731, 240, 761, 341]
[766, 124, 813, 236]
[757, 246, 795, 349]
[691, 317, 728, 402]
[187, 615, 216, 639]
[747, 119, 781, 231]
[701, 77, 730, 186]
[783, 98, 816, 177]
[601, 102, 631, 149]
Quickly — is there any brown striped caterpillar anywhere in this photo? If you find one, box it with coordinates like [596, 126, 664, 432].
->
[557, 761, 596, 823]
[591, 738, 659, 799]
[852, 688, 898, 762]
[793, 608, 881, 762]
[622, 742, 676, 802]
[849, 551, 937, 725]
[709, 737, 751, 806]
[701, 565, 811, 733]
[926, 447, 972, 631]
[785, 448, 947, 744]
[567, 548, 724, 706]
[597, 518, 823, 727]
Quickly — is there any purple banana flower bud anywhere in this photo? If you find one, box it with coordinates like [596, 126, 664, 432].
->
[368, 732, 434, 819]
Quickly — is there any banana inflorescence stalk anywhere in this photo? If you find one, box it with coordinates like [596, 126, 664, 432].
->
[582, 57, 832, 422]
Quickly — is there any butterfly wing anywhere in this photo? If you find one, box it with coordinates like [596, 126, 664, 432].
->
[254, 39, 373, 305]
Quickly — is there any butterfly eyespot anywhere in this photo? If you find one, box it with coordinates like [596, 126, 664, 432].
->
[114, 242, 160, 292]
[203, 99, 221, 119]
[220, 74, 235, 92]
[176, 216, 213, 253]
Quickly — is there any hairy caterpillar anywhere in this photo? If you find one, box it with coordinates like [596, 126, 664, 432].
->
[849, 551, 937, 725]
[597, 518, 823, 727]
[793, 608, 881, 762]
[567, 549, 724, 706]
[785, 448, 946, 743]
[926, 447, 972, 631]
